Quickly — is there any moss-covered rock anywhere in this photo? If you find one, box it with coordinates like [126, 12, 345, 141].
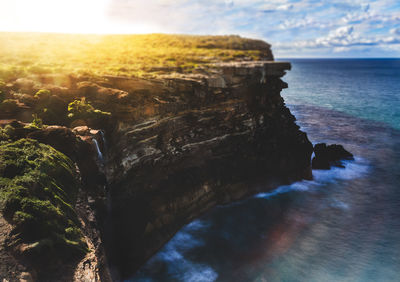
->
[32, 89, 70, 125]
[0, 138, 87, 262]
[67, 98, 111, 128]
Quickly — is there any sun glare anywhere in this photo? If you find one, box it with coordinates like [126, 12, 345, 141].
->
[0, 0, 160, 34]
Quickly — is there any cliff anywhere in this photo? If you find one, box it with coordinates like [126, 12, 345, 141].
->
[0, 34, 312, 281]
[104, 61, 312, 279]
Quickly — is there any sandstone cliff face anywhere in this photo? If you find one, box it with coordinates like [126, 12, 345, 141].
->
[0, 35, 314, 281]
[104, 61, 313, 279]
[0, 60, 312, 281]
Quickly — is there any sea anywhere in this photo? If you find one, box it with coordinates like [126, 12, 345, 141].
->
[130, 59, 400, 282]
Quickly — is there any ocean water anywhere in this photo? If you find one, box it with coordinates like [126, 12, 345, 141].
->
[281, 59, 400, 130]
[130, 59, 400, 282]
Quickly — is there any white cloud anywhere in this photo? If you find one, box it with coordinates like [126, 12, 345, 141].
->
[329, 26, 354, 39]
[333, 46, 351, 53]
[391, 28, 400, 35]
[261, 3, 294, 12]
[279, 17, 326, 29]
[275, 23, 400, 56]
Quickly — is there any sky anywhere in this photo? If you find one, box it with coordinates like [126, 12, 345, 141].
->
[0, 0, 399, 57]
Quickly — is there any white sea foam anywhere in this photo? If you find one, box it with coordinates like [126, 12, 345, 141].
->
[144, 220, 218, 282]
[185, 219, 210, 231]
[255, 157, 369, 200]
[134, 158, 370, 281]
[181, 266, 218, 282]
[330, 198, 350, 210]
[255, 180, 317, 199]
[312, 157, 369, 182]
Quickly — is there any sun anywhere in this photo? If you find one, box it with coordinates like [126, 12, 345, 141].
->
[0, 0, 160, 34]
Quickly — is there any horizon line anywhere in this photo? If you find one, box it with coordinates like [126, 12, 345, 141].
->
[1, 31, 399, 59]
[276, 57, 400, 59]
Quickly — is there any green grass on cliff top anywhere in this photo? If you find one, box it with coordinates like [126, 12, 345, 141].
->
[0, 33, 272, 80]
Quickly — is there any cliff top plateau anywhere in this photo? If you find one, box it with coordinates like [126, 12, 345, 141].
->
[0, 33, 273, 81]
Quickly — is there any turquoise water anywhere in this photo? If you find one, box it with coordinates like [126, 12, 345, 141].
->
[281, 59, 400, 130]
[130, 59, 400, 282]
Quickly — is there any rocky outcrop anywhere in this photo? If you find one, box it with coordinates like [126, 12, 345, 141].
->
[0, 124, 111, 281]
[1, 59, 314, 280]
[105, 61, 313, 279]
[27, 126, 111, 280]
[312, 143, 354, 169]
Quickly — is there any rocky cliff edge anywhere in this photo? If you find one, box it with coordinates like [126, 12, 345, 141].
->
[0, 39, 312, 281]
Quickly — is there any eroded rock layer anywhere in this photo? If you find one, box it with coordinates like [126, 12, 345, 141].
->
[105, 61, 313, 278]
[0, 56, 314, 280]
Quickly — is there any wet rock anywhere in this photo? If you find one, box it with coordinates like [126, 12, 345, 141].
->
[73, 126, 107, 163]
[312, 143, 354, 169]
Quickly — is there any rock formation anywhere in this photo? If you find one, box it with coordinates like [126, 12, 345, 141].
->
[104, 61, 313, 278]
[312, 143, 354, 169]
[0, 40, 316, 280]
[0, 125, 111, 281]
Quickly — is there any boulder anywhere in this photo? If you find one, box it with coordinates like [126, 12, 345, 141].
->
[27, 126, 106, 189]
[12, 78, 40, 94]
[27, 126, 81, 161]
[77, 81, 128, 102]
[312, 143, 354, 169]
[72, 125, 91, 136]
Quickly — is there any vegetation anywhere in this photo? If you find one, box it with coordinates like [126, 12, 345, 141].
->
[0, 33, 271, 80]
[0, 99, 18, 113]
[67, 98, 111, 124]
[0, 125, 14, 144]
[25, 114, 44, 130]
[33, 89, 69, 125]
[0, 33, 271, 265]
[0, 139, 87, 259]
[0, 80, 5, 103]
[34, 89, 51, 100]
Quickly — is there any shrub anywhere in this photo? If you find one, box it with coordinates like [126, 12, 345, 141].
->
[34, 89, 51, 100]
[0, 99, 18, 113]
[0, 125, 12, 142]
[25, 114, 44, 129]
[0, 80, 6, 101]
[3, 125, 15, 137]
[67, 99, 93, 119]
[31, 114, 43, 129]
[67, 99, 111, 125]
[33, 90, 69, 125]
